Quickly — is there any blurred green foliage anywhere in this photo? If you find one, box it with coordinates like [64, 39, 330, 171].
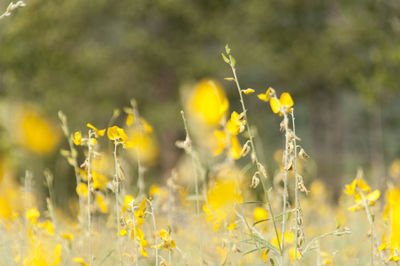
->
[1, 0, 400, 198]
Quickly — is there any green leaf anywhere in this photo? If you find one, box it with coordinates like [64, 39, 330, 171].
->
[221, 53, 229, 64]
[229, 55, 236, 67]
[225, 44, 231, 54]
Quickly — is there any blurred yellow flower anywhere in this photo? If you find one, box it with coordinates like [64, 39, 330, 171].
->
[96, 193, 108, 213]
[26, 208, 40, 224]
[187, 79, 229, 126]
[76, 183, 88, 198]
[86, 123, 105, 137]
[73, 257, 89, 266]
[203, 177, 242, 231]
[253, 207, 268, 222]
[73, 132, 82, 146]
[16, 107, 61, 154]
[127, 128, 159, 165]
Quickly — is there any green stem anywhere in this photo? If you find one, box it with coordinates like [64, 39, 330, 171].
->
[228, 58, 282, 254]
[113, 142, 123, 265]
[87, 130, 93, 266]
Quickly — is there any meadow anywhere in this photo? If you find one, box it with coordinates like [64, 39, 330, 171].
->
[0, 42, 399, 266]
[1, 1, 400, 265]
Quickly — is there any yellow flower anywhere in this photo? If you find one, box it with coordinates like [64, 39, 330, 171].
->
[385, 187, 400, 250]
[107, 126, 128, 142]
[91, 171, 108, 191]
[26, 208, 40, 224]
[268, 92, 294, 115]
[253, 207, 268, 222]
[243, 88, 255, 95]
[139, 118, 154, 134]
[257, 87, 273, 102]
[61, 233, 73, 241]
[86, 123, 105, 136]
[344, 178, 358, 195]
[187, 79, 229, 126]
[37, 220, 55, 235]
[159, 229, 170, 241]
[73, 257, 89, 266]
[96, 194, 108, 213]
[76, 183, 88, 198]
[229, 135, 243, 160]
[73, 132, 82, 146]
[226, 111, 246, 136]
[123, 195, 135, 211]
[127, 128, 159, 165]
[212, 130, 227, 156]
[16, 107, 61, 154]
[126, 114, 135, 126]
[203, 177, 242, 231]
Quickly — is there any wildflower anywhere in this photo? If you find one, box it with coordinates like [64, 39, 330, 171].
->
[26, 208, 40, 224]
[187, 79, 229, 126]
[229, 135, 243, 160]
[96, 193, 108, 213]
[384, 187, 400, 251]
[270, 92, 294, 115]
[123, 195, 135, 211]
[243, 88, 255, 95]
[37, 220, 55, 235]
[126, 114, 135, 126]
[203, 177, 243, 231]
[226, 111, 246, 136]
[127, 127, 159, 165]
[73, 257, 89, 266]
[344, 178, 380, 211]
[61, 233, 73, 241]
[272, 230, 294, 249]
[76, 183, 88, 198]
[73, 132, 82, 146]
[86, 123, 105, 137]
[107, 126, 128, 142]
[212, 130, 227, 156]
[253, 207, 268, 222]
[257, 87, 273, 102]
[16, 107, 61, 154]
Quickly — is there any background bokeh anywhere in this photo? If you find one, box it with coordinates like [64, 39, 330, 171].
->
[1, 0, 400, 202]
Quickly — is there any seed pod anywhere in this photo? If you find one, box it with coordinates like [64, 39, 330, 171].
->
[251, 174, 260, 188]
[258, 163, 268, 179]
[299, 148, 309, 159]
[240, 141, 251, 157]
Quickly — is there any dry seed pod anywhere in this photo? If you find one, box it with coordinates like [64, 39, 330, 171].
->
[240, 141, 251, 157]
[258, 163, 268, 178]
[251, 152, 256, 163]
[251, 174, 260, 188]
[285, 159, 293, 171]
[298, 148, 309, 159]
[280, 119, 286, 132]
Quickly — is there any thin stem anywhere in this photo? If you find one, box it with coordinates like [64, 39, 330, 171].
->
[302, 228, 351, 255]
[359, 190, 386, 264]
[87, 130, 93, 266]
[179, 110, 204, 265]
[280, 113, 290, 263]
[180, 111, 200, 215]
[58, 111, 84, 226]
[131, 205, 139, 266]
[228, 55, 282, 254]
[147, 200, 159, 266]
[113, 142, 123, 265]
[291, 110, 301, 265]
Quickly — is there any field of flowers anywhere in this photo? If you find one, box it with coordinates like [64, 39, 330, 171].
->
[0, 42, 399, 266]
